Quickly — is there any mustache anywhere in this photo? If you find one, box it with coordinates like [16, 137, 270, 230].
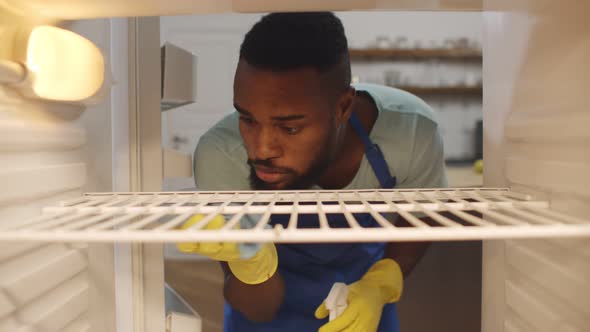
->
[247, 159, 294, 173]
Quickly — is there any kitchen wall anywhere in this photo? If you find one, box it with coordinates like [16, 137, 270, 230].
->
[341, 12, 483, 162]
[161, 11, 483, 177]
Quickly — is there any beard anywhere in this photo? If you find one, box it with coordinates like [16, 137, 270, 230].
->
[248, 155, 331, 190]
[248, 136, 336, 191]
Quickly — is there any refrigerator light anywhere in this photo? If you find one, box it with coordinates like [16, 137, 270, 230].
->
[25, 25, 104, 101]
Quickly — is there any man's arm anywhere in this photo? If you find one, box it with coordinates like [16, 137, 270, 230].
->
[386, 118, 448, 278]
[384, 216, 432, 277]
[220, 262, 285, 322]
[194, 137, 285, 322]
[385, 242, 429, 278]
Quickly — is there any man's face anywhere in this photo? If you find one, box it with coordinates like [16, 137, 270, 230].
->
[233, 61, 346, 190]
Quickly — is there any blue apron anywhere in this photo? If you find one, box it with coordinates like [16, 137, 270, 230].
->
[224, 112, 399, 332]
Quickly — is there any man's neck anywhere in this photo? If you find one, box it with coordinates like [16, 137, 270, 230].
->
[316, 91, 379, 189]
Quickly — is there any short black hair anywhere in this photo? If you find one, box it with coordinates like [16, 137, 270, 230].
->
[239, 12, 351, 89]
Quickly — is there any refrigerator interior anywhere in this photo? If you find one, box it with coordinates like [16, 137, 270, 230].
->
[0, 1, 589, 332]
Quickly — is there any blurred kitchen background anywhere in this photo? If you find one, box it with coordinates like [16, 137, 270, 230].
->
[161, 11, 483, 192]
[162, 11, 483, 332]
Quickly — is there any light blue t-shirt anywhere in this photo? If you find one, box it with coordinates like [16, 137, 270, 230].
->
[193, 83, 448, 192]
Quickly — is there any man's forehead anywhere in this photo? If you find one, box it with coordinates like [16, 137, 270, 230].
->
[235, 61, 324, 88]
[235, 66, 329, 105]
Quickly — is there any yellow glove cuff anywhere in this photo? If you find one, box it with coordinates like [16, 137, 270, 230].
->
[228, 243, 278, 285]
[361, 258, 403, 303]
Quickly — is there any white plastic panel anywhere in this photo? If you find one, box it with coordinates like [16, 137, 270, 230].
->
[17, 272, 88, 332]
[0, 243, 41, 263]
[61, 315, 90, 332]
[482, 1, 590, 331]
[505, 240, 590, 331]
[166, 312, 201, 332]
[0, 244, 87, 305]
[0, 164, 86, 205]
[0, 109, 85, 151]
[507, 240, 588, 312]
[8, 0, 482, 20]
[0, 18, 118, 332]
[0, 291, 15, 318]
[0, 317, 36, 332]
[232, 0, 376, 12]
[0, 189, 587, 243]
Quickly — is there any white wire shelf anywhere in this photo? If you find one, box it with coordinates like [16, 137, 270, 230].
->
[1, 188, 589, 243]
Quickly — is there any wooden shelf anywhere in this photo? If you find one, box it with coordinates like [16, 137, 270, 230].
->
[349, 48, 482, 61]
[394, 85, 482, 96]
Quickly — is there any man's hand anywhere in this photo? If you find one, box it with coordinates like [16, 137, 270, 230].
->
[177, 214, 242, 260]
[315, 259, 403, 332]
[177, 214, 278, 285]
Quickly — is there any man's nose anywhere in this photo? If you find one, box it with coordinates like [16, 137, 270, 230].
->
[253, 127, 281, 160]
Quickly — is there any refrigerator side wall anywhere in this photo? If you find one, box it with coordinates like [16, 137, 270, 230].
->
[483, 1, 590, 331]
[0, 19, 129, 332]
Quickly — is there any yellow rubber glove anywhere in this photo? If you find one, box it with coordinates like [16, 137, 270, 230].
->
[177, 214, 278, 285]
[315, 259, 403, 332]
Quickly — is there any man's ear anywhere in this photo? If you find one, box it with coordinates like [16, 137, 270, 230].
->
[335, 87, 356, 124]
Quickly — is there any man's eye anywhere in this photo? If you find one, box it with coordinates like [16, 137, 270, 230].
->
[282, 126, 300, 135]
[240, 117, 255, 125]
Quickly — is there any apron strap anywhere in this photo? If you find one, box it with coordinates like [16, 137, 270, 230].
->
[349, 112, 397, 189]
